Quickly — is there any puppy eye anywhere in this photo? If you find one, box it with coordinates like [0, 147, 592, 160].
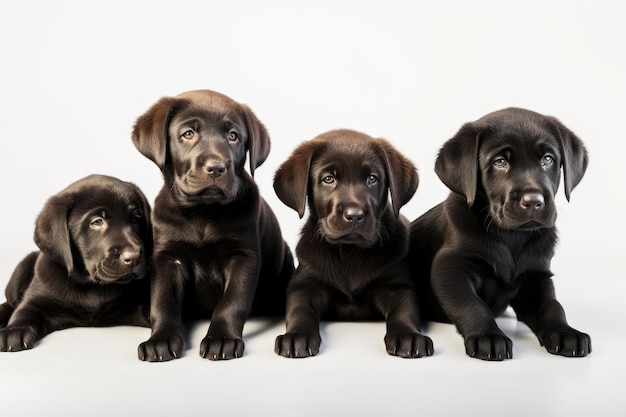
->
[228, 130, 239, 142]
[322, 175, 335, 184]
[542, 154, 554, 167]
[90, 218, 105, 228]
[131, 213, 143, 224]
[493, 157, 508, 169]
[181, 130, 195, 140]
[367, 174, 379, 185]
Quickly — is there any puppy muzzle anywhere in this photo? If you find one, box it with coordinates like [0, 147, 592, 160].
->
[176, 167, 239, 204]
[319, 209, 380, 247]
[494, 191, 557, 230]
[92, 254, 147, 283]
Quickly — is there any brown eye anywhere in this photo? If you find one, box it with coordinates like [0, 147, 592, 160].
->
[181, 130, 195, 140]
[322, 174, 335, 184]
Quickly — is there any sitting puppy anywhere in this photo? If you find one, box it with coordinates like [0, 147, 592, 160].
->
[410, 107, 591, 360]
[132, 89, 294, 362]
[274, 129, 433, 358]
[0, 174, 152, 351]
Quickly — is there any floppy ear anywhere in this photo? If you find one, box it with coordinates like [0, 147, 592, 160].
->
[241, 104, 271, 177]
[546, 116, 589, 201]
[134, 184, 154, 257]
[274, 141, 317, 218]
[376, 139, 419, 217]
[34, 192, 74, 275]
[435, 122, 481, 207]
[131, 96, 182, 170]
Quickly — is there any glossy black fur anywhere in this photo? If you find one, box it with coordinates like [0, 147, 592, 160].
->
[274, 129, 433, 358]
[0, 175, 152, 352]
[409, 108, 591, 360]
[132, 90, 294, 362]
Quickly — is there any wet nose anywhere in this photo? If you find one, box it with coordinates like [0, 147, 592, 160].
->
[205, 160, 227, 178]
[343, 208, 365, 224]
[120, 250, 141, 268]
[520, 193, 545, 211]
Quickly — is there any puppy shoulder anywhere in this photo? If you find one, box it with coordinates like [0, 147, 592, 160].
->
[379, 208, 410, 249]
[4, 251, 39, 306]
[10, 253, 77, 307]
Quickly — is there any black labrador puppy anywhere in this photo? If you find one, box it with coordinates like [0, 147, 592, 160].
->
[410, 107, 591, 360]
[0, 174, 152, 351]
[274, 129, 433, 358]
[132, 89, 294, 362]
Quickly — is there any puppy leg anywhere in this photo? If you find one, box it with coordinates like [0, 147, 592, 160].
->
[0, 303, 13, 328]
[375, 286, 434, 358]
[512, 275, 591, 357]
[432, 252, 513, 361]
[275, 277, 327, 358]
[0, 253, 46, 351]
[199, 255, 260, 360]
[1, 251, 38, 328]
[138, 261, 185, 362]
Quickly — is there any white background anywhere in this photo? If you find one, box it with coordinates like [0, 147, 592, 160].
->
[1, 1, 624, 416]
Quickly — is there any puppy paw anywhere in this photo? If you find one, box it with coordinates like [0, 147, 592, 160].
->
[384, 332, 434, 358]
[137, 333, 183, 362]
[275, 332, 321, 358]
[464, 333, 513, 361]
[540, 327, 592, 357]
[199, 336, 245, 360]
[0, 325, 38, 352]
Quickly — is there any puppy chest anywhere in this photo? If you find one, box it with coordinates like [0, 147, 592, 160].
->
[195, 223, 227, 246]
[60, 291, 139, 326]
[156, 220, 239, 249]
[322, 277, 382, 320]
[167, 244, 248, 286]
[328, 291, 381, 320]
[472, 245, 550, 311]
[169, 256, 227, 315]
[483, 237, 552, 281]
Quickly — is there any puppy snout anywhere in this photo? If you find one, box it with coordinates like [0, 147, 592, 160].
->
[343, 208, 365, 225]
[119, 249, 141, 268]
[204, 160, 228, 178]
[520, 192, 545, 211]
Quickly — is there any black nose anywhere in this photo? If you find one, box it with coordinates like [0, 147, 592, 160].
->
[120, 250, 141, 268]
[520, 193, 545, 211]
[205, 161, 227, 178]
[343, 208, 365, 224]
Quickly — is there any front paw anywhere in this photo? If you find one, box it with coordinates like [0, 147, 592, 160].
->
[199, 335, 245, 360]
[384, 332, 434, 358]
[464, 332, 513, 361]
[138, 333, 183, 362]
[275, 332, 321, 358]
[0, 325, 38, 352]
[540, 327, 592, 357]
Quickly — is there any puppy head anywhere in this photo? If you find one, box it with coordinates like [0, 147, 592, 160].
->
[274, 129, 418, 247]
[34, 175, 152, 283]
[131, 89, 270, 205]
[435, 107, 588, 230]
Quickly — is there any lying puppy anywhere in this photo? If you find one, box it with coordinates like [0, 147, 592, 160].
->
[274, 129, 433, 358]
[410, 107, 591, 360]
[132, 89, 294, 361]
[0, 174, 152, 351]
